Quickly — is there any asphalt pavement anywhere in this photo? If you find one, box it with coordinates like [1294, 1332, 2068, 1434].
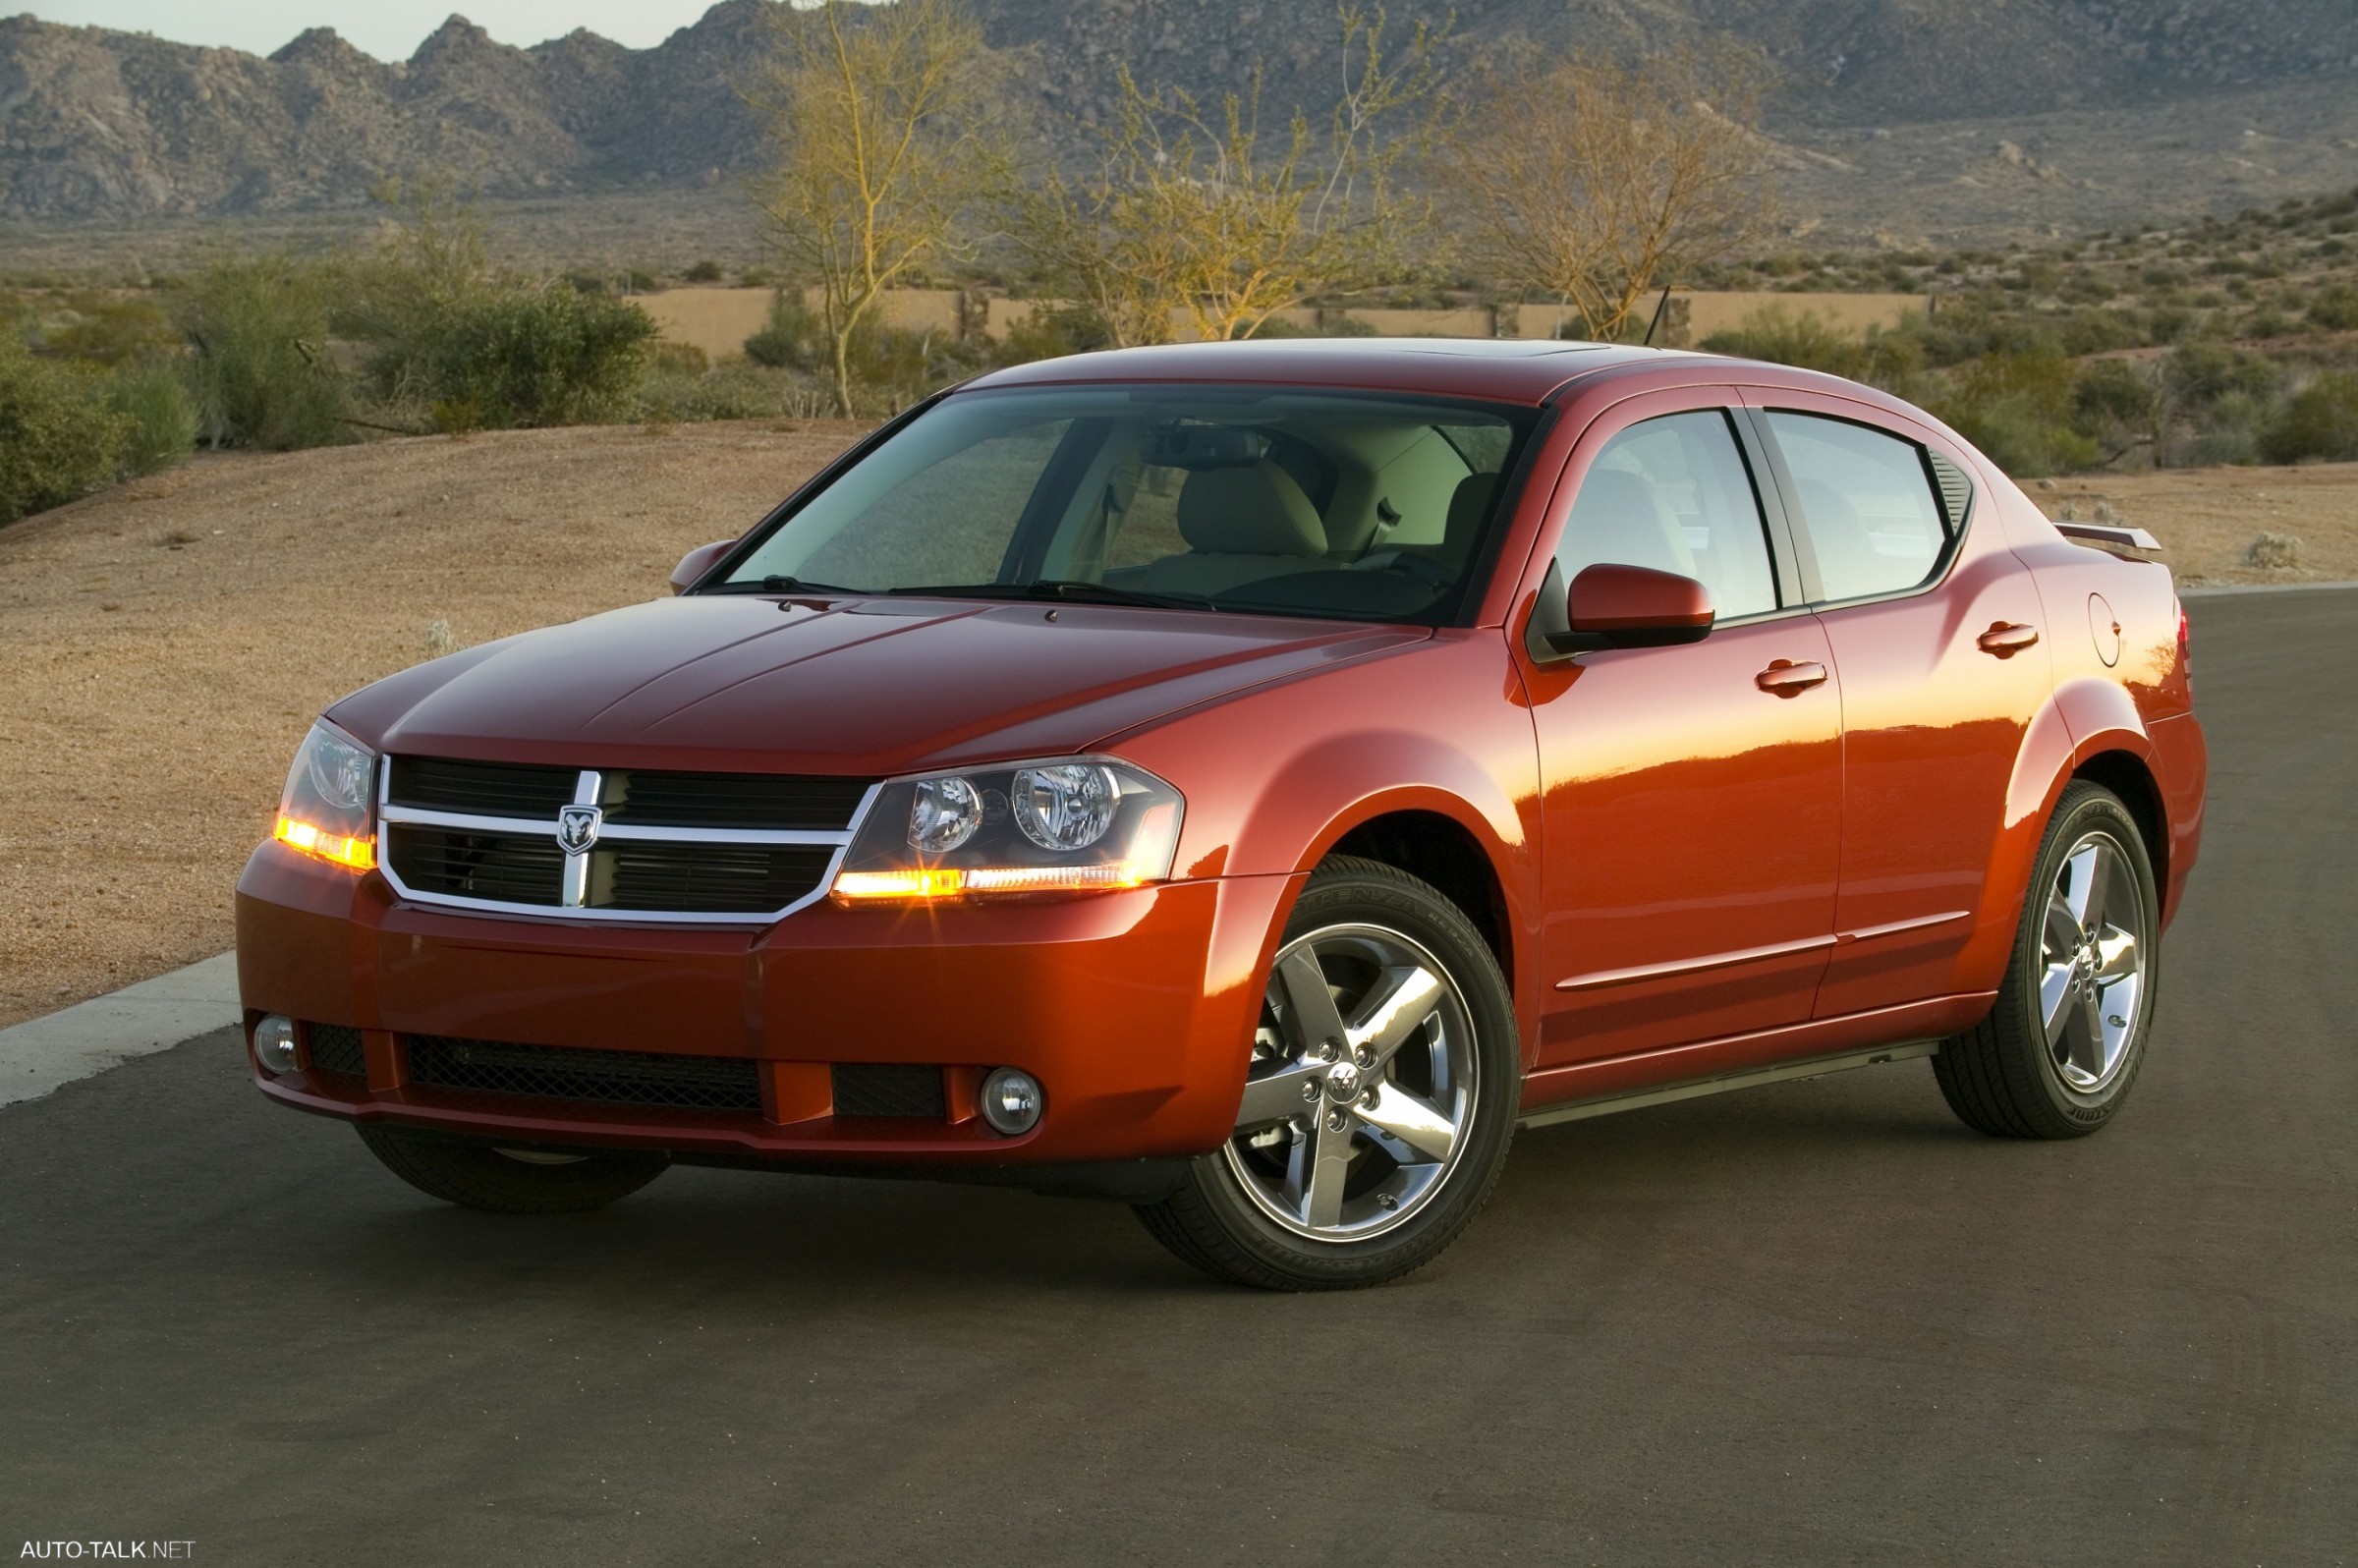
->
[3, 588, 2352, 1566]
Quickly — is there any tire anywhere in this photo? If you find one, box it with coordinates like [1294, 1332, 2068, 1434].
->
[1934, 781, 2162, 1140]
[356, 1124, 669, 1214]
[1134, 856, 1520, 1291]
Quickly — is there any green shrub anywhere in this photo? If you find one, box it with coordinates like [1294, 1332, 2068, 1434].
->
[2162, 341, 2278, 409]
[987, 302, 1112, 365]
[1700, 305, 1871, 377]
[2072, 359, 2158, 440]
[681, 259, 725, 284]
[1699, 306, 1925, 394]
[2184, 391, 2266, 466]
[370, 285, 658, 431]
[0, 335, 133, 523]
[2259, 372, 2358, 463]
[100, 362, 198, 476]
[31, 292, 180, 365]
[1932, 352, 2101, 476]
[744, 291, 823, 369]
[2308, 284, 2358, 332]
[634, 361, 832, 422]
[179, 256, 349, 449]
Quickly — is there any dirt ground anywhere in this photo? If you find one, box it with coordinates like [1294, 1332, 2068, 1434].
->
[2, 427, 2352, 1029]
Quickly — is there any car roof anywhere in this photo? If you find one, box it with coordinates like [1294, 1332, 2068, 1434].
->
[962, 337, 1694, 407]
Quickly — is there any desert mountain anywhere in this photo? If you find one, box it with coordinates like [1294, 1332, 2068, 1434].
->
[3, 0, 2356, 240]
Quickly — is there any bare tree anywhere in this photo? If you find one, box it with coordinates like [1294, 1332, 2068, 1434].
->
[1005, 9, 1440, 347]
[1435, 45, 1778, 341]
[744, 0, 1000, 415]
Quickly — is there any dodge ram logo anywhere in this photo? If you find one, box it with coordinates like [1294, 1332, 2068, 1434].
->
[556, 805, 603, 855]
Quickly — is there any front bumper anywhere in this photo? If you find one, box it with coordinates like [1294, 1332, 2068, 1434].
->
[236, 841, 1297, 1168]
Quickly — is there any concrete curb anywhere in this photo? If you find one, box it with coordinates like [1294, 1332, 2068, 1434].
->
[2180, 580, 2358, 598]
[0, 952, 241, 1109]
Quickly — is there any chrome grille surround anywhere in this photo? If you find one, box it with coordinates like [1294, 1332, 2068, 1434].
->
[377, 759, 878, 925]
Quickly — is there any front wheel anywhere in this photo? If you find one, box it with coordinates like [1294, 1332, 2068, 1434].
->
[1134, 857, 1520, 1291]
[1934, 781, 2162, 1139]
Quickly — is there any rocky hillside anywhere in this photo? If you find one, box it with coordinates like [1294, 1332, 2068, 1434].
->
[2, 0, 2356, 228]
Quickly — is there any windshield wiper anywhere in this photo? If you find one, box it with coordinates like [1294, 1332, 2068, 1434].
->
[704, 574, 861, 595]
[883, 580, 1219, 612]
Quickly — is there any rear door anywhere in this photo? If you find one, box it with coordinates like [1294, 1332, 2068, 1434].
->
[1519, 391, 1844, 1068]
[1742, 391, 2051, 1017]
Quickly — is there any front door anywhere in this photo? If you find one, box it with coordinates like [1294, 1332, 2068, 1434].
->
[1523, 400, 1844, 1068]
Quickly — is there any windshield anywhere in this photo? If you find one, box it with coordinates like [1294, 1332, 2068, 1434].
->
[715, 385, 1540, 624]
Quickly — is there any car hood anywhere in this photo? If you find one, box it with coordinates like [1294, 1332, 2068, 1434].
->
[330, 593, 1428, 776]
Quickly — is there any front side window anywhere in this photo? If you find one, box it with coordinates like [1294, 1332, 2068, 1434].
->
[1555, 410, 1779, 619]
[716, 387, 1539, 625]
[1766, 412, 1952, 603]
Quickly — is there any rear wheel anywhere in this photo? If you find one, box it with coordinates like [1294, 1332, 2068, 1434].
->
[1934, 782, 2161, 1139]
[1134, 857, 1519, 1291]
[356, 1125, 669, 1213]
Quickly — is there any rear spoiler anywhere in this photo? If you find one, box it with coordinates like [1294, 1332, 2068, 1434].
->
[2054, 521, 2163, 562]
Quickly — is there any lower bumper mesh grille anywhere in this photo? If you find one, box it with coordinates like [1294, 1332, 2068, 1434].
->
[405, 1036, 763, 1113]
[308, 1023, 367, 1080]
[832, 1063, 947, 1119]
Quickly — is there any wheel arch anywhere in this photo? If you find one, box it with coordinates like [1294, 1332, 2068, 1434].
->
[1324, 809, 1515, 991]
[2069, 748, 2169, 898]
[1975, 681, 2163, 994]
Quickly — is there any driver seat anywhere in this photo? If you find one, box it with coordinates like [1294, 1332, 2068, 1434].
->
[1109, 463, 1340, 597]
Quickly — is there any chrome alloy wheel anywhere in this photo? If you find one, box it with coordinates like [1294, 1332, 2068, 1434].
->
[1223, 924, 1479, 1243]
[2039, 829, 2151, 1093]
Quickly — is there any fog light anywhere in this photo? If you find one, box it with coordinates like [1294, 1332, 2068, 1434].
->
[253, 1015, 299, 1075]
[979, 1067, 1042, 1136]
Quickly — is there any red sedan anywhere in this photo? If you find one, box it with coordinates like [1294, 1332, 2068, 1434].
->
[237, 340, 2206, 1290]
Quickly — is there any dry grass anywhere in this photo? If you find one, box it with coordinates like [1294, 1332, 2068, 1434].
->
[2, 429, 2352, 1029]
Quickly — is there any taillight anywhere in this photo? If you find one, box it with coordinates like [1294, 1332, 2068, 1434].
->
[2175, 597, 2192, 685]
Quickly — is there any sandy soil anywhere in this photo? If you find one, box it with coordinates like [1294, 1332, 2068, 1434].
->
[2, 428, 2351, 1029]
[2037, 464, 2358, 588]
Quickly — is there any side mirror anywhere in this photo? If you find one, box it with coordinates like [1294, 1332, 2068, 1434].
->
[669, 540, 734, 595]
[1545, 562, 1715, 655]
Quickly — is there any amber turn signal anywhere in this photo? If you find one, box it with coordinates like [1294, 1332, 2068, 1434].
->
[274, 814, 376, 871]
[830, 862, 1148, 902]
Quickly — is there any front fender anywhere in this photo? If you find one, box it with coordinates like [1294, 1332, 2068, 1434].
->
[1113, 633, 1544, 1045]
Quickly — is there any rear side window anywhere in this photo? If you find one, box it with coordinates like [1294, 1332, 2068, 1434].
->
[1766, 413, 1951, 603]
[1557, 410, 1779, 619]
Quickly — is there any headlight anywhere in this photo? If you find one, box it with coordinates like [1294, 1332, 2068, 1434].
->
[272, 719, 378, 871]
[833, 756, 1183, 903]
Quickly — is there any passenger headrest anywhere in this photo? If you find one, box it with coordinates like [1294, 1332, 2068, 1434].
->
[1440, 473, 1499, 564]
[1175, 463, 1327, 557]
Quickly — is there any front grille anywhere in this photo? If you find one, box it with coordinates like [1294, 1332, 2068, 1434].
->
[606, 772, 871, 830]
[832, 1063, 946, 1120]
[406, 1036, 763, 1113]
[308, 1023, 367, 1080]
[389, 756, 579, 818]
[388, 826, 565, 906]
[378, 756, 873, 921]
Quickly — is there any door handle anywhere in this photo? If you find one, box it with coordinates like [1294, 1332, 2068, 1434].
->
[1755, 659, 1828, 697]
[1977, 622, 2041, 657]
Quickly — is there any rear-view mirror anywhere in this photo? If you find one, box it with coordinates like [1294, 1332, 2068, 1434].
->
[670, 540, 734, 594]
[1545, 562, 1715, 655]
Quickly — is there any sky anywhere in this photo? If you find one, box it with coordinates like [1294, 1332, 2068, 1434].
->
[21, 1, 730, 61]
